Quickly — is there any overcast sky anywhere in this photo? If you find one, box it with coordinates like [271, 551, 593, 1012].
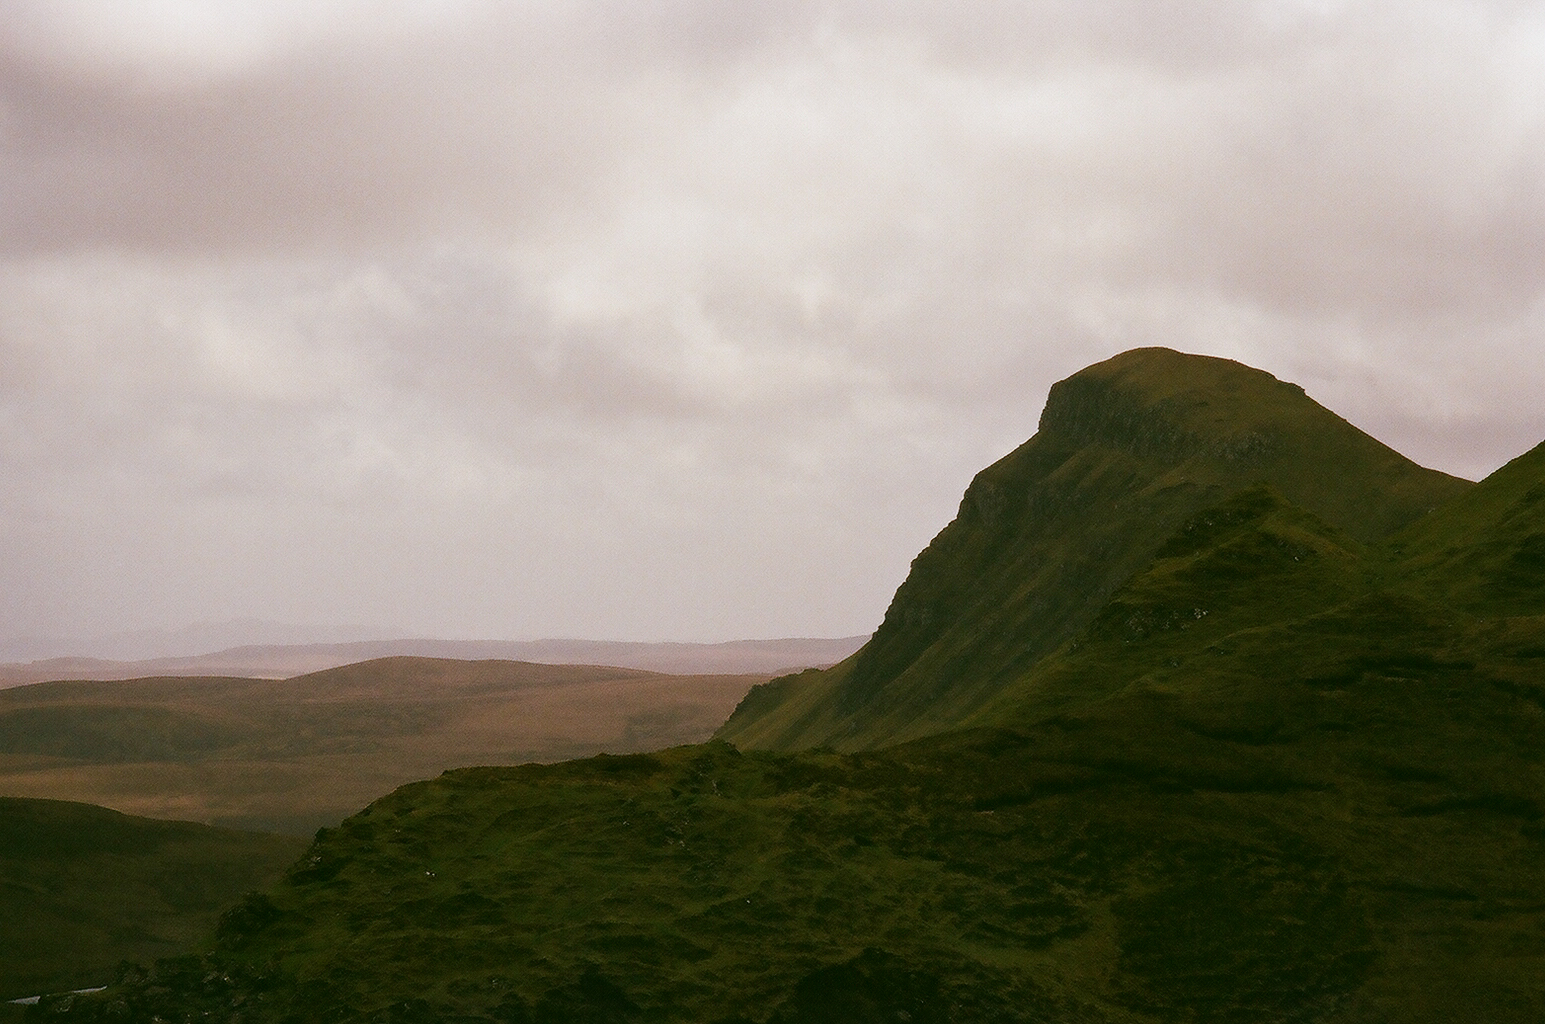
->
[2, 1, 1543, 650]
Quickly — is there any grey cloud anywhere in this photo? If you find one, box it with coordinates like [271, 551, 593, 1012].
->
[2, 1, 1544, 645]
[5, 0, 1541, 329]
[367, 256, 718, 424]
[1154, 23, 1545, 318]
[0, 27, 619, 254]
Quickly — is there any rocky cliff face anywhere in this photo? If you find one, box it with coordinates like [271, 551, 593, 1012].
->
[1036, 368, 1283, 466]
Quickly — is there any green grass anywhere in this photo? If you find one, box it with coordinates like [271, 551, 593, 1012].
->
[43, 671, 1545, 1022]
[718, 348, 1469, 752]
[1387, 439, 1545, 615]
[0, 798, 305, 1002]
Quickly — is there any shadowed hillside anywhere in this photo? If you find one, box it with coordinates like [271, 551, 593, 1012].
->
[0, 798, 304, 1004]
[1387, 438, 1545, 616]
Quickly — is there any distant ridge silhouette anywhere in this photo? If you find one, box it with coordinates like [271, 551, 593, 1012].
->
[0, 636, 869, 687]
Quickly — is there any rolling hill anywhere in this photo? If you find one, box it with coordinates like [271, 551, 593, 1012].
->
[0, 658, 764, 834]
[33, 348, 1545, 1022]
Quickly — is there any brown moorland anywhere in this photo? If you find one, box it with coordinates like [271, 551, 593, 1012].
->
[0, 657, 763, 834]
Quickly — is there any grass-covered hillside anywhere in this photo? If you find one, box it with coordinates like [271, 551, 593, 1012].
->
[38, 634, 1545, 1022]
[716, 348, 1469, 752]
[0, 798, 304, 1005]
[35, 348, 1545, 1022]
[1386, 438, 1545, 616]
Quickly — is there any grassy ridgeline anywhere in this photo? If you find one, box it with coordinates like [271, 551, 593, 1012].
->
[0, 797, 305, 1002]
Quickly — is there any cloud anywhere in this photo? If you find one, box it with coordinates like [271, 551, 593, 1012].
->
[0, 0, 492, 83]
[1, 1, 1543, 643]
[0, 5, 630, 254]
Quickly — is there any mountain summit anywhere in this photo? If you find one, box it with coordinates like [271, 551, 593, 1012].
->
[718, 347, 1470, 751]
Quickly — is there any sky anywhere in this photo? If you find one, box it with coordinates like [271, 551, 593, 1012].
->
[2, 1, 1544, 652]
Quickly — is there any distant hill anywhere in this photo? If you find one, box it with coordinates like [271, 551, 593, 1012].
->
[0, 797, 303, 1003]
[0, 636, 867, 688]
[38, 348, 1545, 1022]
[718, 348, 1469, 751]
[0, 658, 765, 834]
[0, 619, 384, 664]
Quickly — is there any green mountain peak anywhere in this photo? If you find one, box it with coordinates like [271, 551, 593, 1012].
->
[718, 347, 1470, 752]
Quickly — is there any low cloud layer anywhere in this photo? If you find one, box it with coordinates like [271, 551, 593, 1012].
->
[2, 1, 1543, 647]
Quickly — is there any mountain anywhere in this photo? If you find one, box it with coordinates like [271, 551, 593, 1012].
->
[0, 636, 868, 688]
[717, 348, 1469, 751]
[35, 348, 1545, 1022]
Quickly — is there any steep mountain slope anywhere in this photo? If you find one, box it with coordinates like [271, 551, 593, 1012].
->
[718, 348, 1469, 751]
[1386, 438, 1545, 616]
[966, 483, 1369, 728]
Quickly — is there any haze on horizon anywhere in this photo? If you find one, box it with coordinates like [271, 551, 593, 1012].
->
[2, 1, 1543, 650]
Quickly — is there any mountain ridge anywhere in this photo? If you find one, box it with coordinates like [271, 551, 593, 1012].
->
[717, 347, 1470, 752]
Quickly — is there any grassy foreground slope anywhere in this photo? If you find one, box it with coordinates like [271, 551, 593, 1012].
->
[37, 616, 1545, 1022]
[0, 798, 304, 1003]
[716, 348, 1468, 752]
